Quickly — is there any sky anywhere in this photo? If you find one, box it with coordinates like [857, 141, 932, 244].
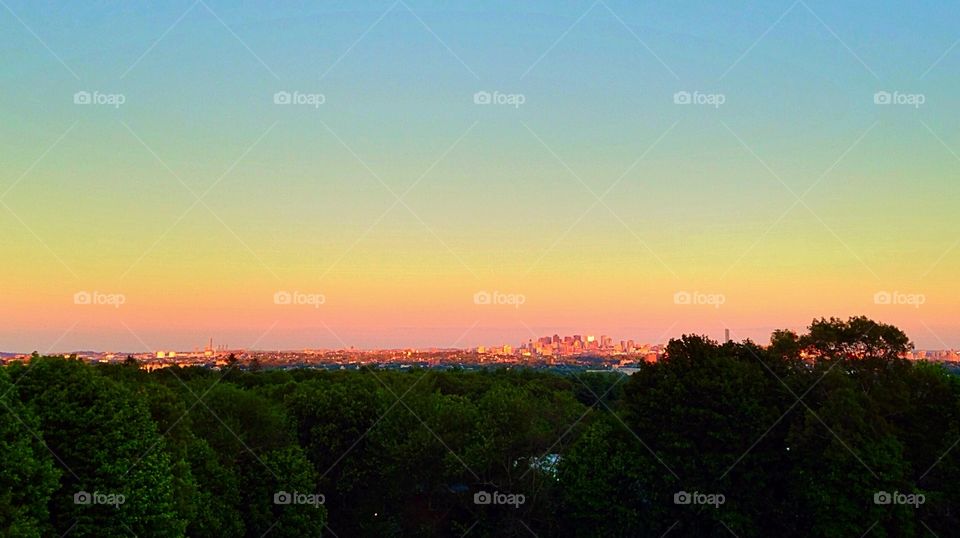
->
[1, 0, 958, 352]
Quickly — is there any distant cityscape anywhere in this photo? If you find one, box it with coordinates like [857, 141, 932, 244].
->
[3, 332, 959, 372]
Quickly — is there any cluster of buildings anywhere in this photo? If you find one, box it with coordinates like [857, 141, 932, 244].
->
[3, 335, 959, 372]
[0, 339, 239, 371]
[906, 349, 960, 362]
[520, 333, 658, 359]
[471, 333, 661, 364]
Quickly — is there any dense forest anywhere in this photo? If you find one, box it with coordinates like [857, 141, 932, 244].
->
[1, 316, 957, 537]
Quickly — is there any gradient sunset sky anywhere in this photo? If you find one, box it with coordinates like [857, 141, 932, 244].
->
[1, 1, 958, 351]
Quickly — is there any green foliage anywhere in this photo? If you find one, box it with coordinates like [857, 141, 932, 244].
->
[801, 316, 912, 360]
[187, 382, 327, 535]
[12, 357, 184, 537]
[557, 416, 647, 536]
[558, 317, 959, 537]
[0, 368, 59, 537]
[1, 316, 957, 536]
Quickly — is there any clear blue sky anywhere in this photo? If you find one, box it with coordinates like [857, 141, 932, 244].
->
[1, 1, 959, 351]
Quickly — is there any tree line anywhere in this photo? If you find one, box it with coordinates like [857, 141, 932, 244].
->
[0, 316, 957, 536]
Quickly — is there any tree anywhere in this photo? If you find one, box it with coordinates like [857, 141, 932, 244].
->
[1, 319, 954, 537]
[619, 336, 791, 536]
[13, 357, 184, 537]
[0, 368, 60, 537]
[800, 316, 912, 360]
[769, 329, 801, 359]
[558, 416, 648, 537]
[188, 382, 326, 536]
[285, 375, 390, 535]
[783, 364, 913, 537]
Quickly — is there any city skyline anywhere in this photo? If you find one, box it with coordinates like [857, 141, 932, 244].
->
[5, 327, 960, 358]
